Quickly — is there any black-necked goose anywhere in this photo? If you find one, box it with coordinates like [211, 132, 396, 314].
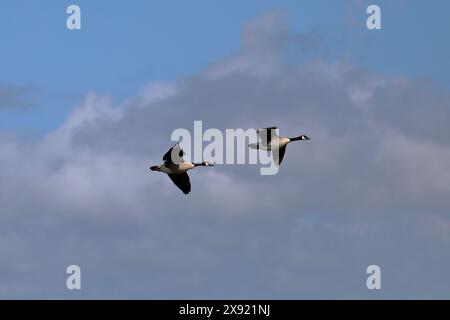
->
[249, 127, 310, 166]
[150, 144, 213, 194]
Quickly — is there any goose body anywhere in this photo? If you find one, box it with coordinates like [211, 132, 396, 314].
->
[158, 161, 195, 174]
[150, 144, 213, 194]
[249, 127, 310, 166]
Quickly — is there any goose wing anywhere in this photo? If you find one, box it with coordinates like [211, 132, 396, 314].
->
[163, 144, 185, 165]
[258, 127, 278, 146]
[168, 172, 191, 195]
[273, 146, 287, 166]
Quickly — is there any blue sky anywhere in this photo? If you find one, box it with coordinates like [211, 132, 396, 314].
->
[1, 0, 450, 132]
[1, 1, 450, 299]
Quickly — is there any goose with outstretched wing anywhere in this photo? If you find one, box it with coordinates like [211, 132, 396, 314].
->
[150, 144, 213, 194]
[249, 127, 310, 166]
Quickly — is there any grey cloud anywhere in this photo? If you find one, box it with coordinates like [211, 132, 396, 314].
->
[1, 11, 450, 298]
[1, 212, 449, 299]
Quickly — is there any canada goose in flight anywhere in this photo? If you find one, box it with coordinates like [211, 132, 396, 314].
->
[150, 144, 213, 194]
[249, 127, 310, 166]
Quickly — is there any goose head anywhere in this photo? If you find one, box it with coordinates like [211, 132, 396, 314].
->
[290, 135, 310, 142]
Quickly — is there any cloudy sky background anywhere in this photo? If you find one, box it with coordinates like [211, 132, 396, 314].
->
[1, 0, 450, 298]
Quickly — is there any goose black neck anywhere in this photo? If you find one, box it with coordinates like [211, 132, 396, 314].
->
[194, 162, 207, 167]
[290, 136, 304, 142]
